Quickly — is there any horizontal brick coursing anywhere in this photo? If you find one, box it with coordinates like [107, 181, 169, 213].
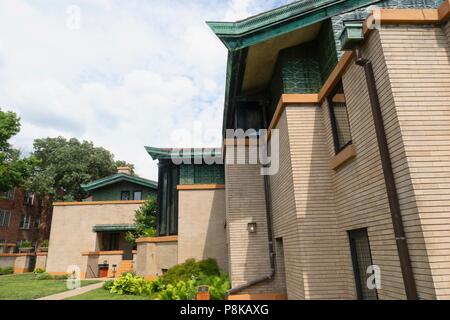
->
[380, 24, 450, 299]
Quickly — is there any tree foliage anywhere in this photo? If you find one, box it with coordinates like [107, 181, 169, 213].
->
[0, 109, 38, 191]
[27, 136, 132, 201]
[125, 197, 158, 244]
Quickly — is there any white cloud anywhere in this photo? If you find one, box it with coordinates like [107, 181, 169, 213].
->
[0, 0, 292, 180]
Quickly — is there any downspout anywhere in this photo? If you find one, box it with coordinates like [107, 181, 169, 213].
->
[354, 48, 418, 300]
[227, 165, 276, 295]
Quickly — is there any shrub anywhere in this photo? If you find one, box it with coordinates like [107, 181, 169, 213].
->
[0, 266, 14, 275]
[19, 240, 32, 248]
[34, 268, 46, 274]
[109, 273, 152, 296]
[40, 240, 49, 248]
[121, 271, 136, 277]
[103, 280, 114, 290]
[35, 272, 53, 280]
[54, 274, 69, 280]
[196, 273, 231, 300]
[160, 258, 220, 285]
[154, 279, 197, 300]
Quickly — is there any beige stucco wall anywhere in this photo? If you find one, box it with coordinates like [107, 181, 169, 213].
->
[135, 240, 178, 277]
[177, 189, 228, 271]
[35, 254, 47, 270]
[46, 203, 140, 275]
[0, 255, 16, 269]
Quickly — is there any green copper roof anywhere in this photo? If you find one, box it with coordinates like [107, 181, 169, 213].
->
[92, 224, 136, 232]
[81, 173, 157, 192]
[145, 146, 222, 161]
[207, 0, 380, 51]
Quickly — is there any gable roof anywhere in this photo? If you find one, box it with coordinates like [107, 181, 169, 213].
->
[81, 173, 158, 192]
[145, 146, 222, 161]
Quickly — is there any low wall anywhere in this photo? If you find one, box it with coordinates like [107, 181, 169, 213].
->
[35, 253, 48, 270]
[135, 236, 178, 279]
[0, 253, 35, 273]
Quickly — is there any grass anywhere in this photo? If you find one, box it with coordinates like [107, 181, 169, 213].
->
[66, 287, 153, 300]
[0, 273, 100, 300]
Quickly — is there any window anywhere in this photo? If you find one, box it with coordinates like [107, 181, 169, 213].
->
[121, 191, 130, 201]
[348, 228, 378, 300]
[19, 215, 31, 229]
[157, 163, 178, 236]
[34, 217, 40, 229]
[0, 210, 11, 227]
[0, 189, 14, 200]
[24, 192, 33, 205]
[133, 191, 142, 201]
[328, 81, 352, 153]
[235, 102, 264, 133]
[103, 233, 119, 251]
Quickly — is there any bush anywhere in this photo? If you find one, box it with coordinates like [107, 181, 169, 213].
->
[34, 268, 46, 274]
[103, 280, 114, 290]
[19, 240, 32, 248]
[0, 267, 14, 275]
[196, 273, 231, 300]
[160, 258, 220, 285]
[109, 273, 152, 296]
[35, 272, 53, 280]
[40, 240, 49, 248]
[53, 274, 69, 280]
[154, 279, 197, 300]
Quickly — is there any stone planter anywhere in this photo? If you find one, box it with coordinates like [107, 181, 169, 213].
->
[19, 247, 33, 253]
[38, 247, 48, 252]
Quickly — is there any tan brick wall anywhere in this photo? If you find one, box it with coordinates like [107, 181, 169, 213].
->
[379, 24, 450, 299]
[286, 105, 349, 299]
[46, 203, 140, 274]
[322, 29, 408, 300]
[225, 149, 279, 294]
[444, 20, 450, 46]
[178, 189, 228, 271]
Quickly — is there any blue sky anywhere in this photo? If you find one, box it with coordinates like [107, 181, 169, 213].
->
[0, 0, 293, 180]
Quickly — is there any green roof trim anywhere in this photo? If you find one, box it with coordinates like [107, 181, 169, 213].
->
[81, 173, 157, 192]
[207, 0, 380, 51]
[145, 146, 222, 161]
[92, 224, 136, 232]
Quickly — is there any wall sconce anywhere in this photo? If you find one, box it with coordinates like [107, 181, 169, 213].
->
[247, 222, 257, 234]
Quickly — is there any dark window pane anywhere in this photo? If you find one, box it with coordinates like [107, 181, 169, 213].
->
[348, 228, 378, 300]
[121, 191, 130, 201]
[169, 166, 179, 235]
[236, 102, 263, 132]
[328, 82, 352, 153]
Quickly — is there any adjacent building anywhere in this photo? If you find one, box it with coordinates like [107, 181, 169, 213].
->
[45, 167, 158, 278]
[0, 188, 51, 254]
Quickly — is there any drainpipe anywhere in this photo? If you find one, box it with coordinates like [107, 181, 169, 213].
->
[354, 48, 418, 300]
[227, 165, 276, 295]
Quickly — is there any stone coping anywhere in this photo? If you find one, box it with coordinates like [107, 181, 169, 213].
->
[136, 236, 178, 243]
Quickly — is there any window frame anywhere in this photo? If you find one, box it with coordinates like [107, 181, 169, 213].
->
[133, 190, 142, 201]
[120, 191, 131, 201]
[327, 81, 352, 154]
[0, 210, 12, 228]
[19, 215, 31, 229]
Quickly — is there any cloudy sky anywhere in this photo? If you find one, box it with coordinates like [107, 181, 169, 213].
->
[0, 0, 293, 180]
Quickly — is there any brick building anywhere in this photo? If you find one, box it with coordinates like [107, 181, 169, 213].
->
[0, 187, 51, 253]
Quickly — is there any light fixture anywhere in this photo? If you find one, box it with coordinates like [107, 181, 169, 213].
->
[247, 222, 257, 234]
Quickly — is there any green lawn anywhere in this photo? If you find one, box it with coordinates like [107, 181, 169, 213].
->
[67, 287, 153, 300]
[0, 273, 100, 300]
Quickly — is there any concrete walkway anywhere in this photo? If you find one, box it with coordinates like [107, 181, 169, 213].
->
[35, 281, 104, 300]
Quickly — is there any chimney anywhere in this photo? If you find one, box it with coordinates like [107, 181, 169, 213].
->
[117, 166, 132, 175]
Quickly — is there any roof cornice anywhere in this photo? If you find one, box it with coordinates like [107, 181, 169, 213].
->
[81, 173, 157, 192]
[207, 0, 380, 51]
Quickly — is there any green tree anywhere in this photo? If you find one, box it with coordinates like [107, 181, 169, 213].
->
[28, 136, 133, 201]
[0, 109, 38, 191]
[125, 197, 158, 245]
